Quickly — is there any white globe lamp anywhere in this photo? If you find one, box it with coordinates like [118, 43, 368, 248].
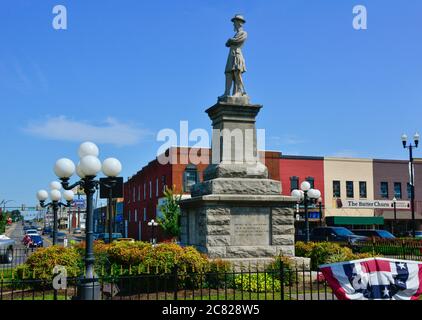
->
[102, 158, 122, 177]
[80, 155, 102, 176]
[36, 190, 49, 201]
[300, 181, 311, 192]
[50, 181, 62, 191]
[78, 142, 99, 158]
[54, 158, 76, 178]
[50, 189, 62, 202]
[291, 189, 302, 201]
[63, 190, 75, 202]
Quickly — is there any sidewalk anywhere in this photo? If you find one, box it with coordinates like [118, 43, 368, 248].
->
[4, 223, 17, 237]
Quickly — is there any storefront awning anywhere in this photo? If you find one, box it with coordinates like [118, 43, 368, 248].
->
[326, 216, 384, 226]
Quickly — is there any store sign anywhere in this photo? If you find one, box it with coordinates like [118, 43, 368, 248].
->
[339, 199, 410, 209]
[72, 199, 86, 209]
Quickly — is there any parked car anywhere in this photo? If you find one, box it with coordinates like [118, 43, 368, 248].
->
[50, 232, 66, 240]
[96, 233, 123, 243]
[0, 235, 15, 264]
[28, 235, 43, 248]
[36, 226, 43, 232]
[42, 227, 52, 235]
[73, 228, 82, 234]
[352, 229, 395, 239]
[25, 229, 39, 236]
[415, 231, 422, 239]
[115, 238, 135, 243]
[308, 227, 368, 244]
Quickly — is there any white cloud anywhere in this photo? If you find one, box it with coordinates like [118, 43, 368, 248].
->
[23, 116, 151, 147]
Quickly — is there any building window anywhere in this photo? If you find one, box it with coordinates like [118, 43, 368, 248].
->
[133, 187, 136, 202]
[128, 210, 131, 223]
[359, 181, 367, 199]
[143, 208, 147, 222]
[333, 181, 341, 198]
[162, 175, 167, 192]
[290, 176, 299, 192]
[346, 181, 354, 198]
[183, 164, 199, 192]
[149, 180, 152, 199]
[134, 209, 138, 222]
[143, 182, 146, 200]
[156, 177, 159, 197]
[138, 186, 141, 201]
[407, 183, 413, 199]
[394, 182, 402, 199]
[306, 177, 315, 189]
[380, 182, 389, 199]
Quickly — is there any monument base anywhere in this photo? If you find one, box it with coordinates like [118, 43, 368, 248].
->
[180, 194, 297, 260]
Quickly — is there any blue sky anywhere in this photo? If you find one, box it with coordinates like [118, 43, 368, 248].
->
[1, 0, 422, 207]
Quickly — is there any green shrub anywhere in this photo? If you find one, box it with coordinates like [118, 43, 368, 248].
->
[266, 256, 297, 286]
[295, 242, 382, 270]
[295, 241, 316, 258]
[15, 246, 83, 280]
[234, 273, 281, 293]
[204, 259, 234, 289]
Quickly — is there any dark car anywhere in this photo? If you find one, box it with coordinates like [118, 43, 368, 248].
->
[23, 225, 35, 232]
[42, 227, 52, 235]
[309, 227, 368, 243]
[29, 235, 44, 248]
[50, 232, 66, 240]
[96, 233, 123, 243]
[352, 229, 395, 239]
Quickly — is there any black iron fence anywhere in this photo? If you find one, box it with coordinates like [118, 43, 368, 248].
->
[350, 239, 422, 261]
[0, 247, 38, 274]
[0, 263, 336, 301]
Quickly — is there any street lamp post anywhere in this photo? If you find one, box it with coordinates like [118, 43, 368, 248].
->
[402, 133, 419, 238]
[148, 219, 158, 245]
[392, 197, 397, 236]
[36, 182, 74, 245]
[291, 181, 321, 243]
[53, 142, 122, 300]
[317, 197, 323, 226]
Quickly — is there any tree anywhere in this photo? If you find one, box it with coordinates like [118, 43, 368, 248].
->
[157, 186, 182, 240]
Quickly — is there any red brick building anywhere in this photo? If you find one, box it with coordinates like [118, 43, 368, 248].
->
[279, 155, 325, 231]
[123, 147, 281, 241]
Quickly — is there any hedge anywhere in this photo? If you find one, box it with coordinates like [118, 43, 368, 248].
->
[295, 241, 376, 270]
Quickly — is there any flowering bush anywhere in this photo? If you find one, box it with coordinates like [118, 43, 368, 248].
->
[15, 246, 83, 280]
[234, 273, 281, 293]
[204, 259, 234, 289]
[266, 256, 297, 286]
[295, 241, 378, 270]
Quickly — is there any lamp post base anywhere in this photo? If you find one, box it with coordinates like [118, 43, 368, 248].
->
[77, 279, 101, 300]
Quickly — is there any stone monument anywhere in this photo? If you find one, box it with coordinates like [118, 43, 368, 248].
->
[179, 15, 297, 266]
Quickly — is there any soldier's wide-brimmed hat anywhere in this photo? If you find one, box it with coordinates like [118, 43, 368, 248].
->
[231, 14, 246, 23]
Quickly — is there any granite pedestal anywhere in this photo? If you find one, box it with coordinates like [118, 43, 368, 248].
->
[180, 100, 297, 262]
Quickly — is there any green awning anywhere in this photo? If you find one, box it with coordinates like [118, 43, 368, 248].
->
[326, 216, 384, 226]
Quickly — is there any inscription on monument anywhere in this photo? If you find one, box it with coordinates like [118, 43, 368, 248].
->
[231, 210, 270, 246]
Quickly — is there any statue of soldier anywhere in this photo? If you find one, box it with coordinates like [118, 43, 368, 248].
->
[219, 15, 248, 100]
